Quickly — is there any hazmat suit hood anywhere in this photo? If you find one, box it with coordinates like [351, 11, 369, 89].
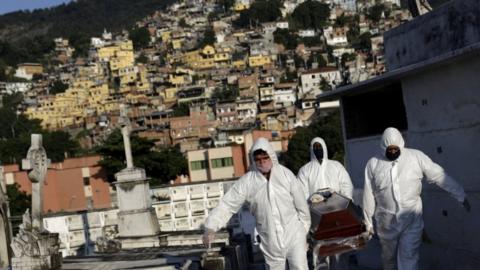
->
[250, 137, 279, 171]
[380, 127, 405, 154]
[310, 137, 329, 162]
[298, 137, 354, 200]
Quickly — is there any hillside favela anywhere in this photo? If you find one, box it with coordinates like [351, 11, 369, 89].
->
[0, 0, 478, 269]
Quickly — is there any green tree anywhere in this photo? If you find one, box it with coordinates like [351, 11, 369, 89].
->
[200, 27, 216, 47]
[212, 86, 239, 101]
[320, 77, 333, 91]
[367, 4, 385, 23]
[307, 52, 327, 69]
[273, 29, 298, 50]
[340, 52, 356, 67]
[291, 0, 330, 30]
[358, 32, 372, 51]
[0, 0, 176, 63]
[283, 111, 344, 174]
[234, 0, 282, 27]
[179, 18, 188, 28]
[69, 32, 90, 58]
[129, 27, 151, 49]
[6, 183, 31, 217]
[0, 93, 80, 164]
[49, 80, 69, 95]
[95, 129, 187, 184]
[171, 103, 190, 117]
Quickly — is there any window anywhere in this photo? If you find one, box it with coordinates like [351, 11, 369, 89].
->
[190, 160, 207, 170]
[343, 82, 408, 139]
[211, 157, 234, 168]
[83, 177, 90, 186]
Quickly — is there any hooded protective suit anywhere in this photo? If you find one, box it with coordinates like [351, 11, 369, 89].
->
[298, 137, 353, 200]
[362, 128, 466, 270]
[204, 138, 311, 270]
[297, 137, 353, 270]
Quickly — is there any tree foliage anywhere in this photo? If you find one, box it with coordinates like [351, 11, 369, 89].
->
[129, 27, 151, 49]
[95, 129, 188, 185]
[283, 111, 344, 174]
[200, 27, 216, 47]
[212, 86, 239, 102]
[273, 29, 298, 50]
[0, 0, 175, 64]
[234, 0, 282, 27]
[0, 93, 80, 164]
[341, 52, 356, 67]
[171, 103, 190, 117]
[49, 80, 69, 95]
[291, 0, 330, 30]
[6, 183, 31, 217]
[367, 4, 385, 23]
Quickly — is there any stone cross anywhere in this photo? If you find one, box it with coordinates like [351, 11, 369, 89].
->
[22, 134, 50, 231]
[119, 104, 134, 169]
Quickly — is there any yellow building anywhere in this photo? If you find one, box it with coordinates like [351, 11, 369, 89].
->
[161, 31, 172, 43]
[233, 59, 247, 70]
[233, 3, 250, 12]
[162, 87, 178, 103]
[248, 54, 272, 68]
[96, 40, 135, 75]
[171, 38, 184, 50]
[26, 78, 121, 129]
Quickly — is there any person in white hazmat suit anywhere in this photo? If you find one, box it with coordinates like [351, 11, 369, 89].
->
[298, 137, 354, 270]
[362, 127, 471, 270]
[298, 137, 354, 200]
[203, 137, 311, 270]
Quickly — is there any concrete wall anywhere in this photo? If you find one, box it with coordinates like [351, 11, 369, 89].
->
[342, 55, 480, 270]
[385, 0, 480, 70]
[208, 147, 235, 180]
[401, 56, 480, 270]
[188, 149, 208, 182]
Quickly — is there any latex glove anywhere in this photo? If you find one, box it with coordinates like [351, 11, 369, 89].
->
[366, 226, 375, 240]
[463, 198, 471, 212]
[310, 193, 325, 203]
[202, 228, 215, 248]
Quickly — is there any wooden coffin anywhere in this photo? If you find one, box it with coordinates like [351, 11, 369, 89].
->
[310, 191, 365, 240]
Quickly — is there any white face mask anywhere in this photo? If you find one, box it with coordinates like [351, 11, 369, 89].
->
[257, 159, 273, 173]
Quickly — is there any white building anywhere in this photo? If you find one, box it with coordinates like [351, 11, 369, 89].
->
[273, 83, 297, 108]
[298, 29, 316, 38]
[323, 26, 349, 47]
[276, 21, 289, 29]
[300, 67, 342, 97]
[1, 82, 32, 94]
[236, 98, 257, 123]
[332, 0, 357, 11]
[318, 1, 480, 268]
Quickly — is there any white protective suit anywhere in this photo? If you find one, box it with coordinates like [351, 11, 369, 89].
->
[298, 137, 354, 270]
[204, 138, 311, 270]
[362, 127, 466, 270]
[298, 137, 354, 200]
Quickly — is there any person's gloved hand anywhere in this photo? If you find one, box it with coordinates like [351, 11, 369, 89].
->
[202, 228, 215, 248]
[310, 193, 325, 203]
[463, 198, 471, 212]
[366, 226, 375, 240]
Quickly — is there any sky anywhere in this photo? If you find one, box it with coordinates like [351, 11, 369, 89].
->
[0, 0, 72, 15]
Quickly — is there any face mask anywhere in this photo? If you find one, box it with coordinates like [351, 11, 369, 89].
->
[313, 149, 323, 161]
[257, 159, 273, 173]
[385, 149, 401, 161]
